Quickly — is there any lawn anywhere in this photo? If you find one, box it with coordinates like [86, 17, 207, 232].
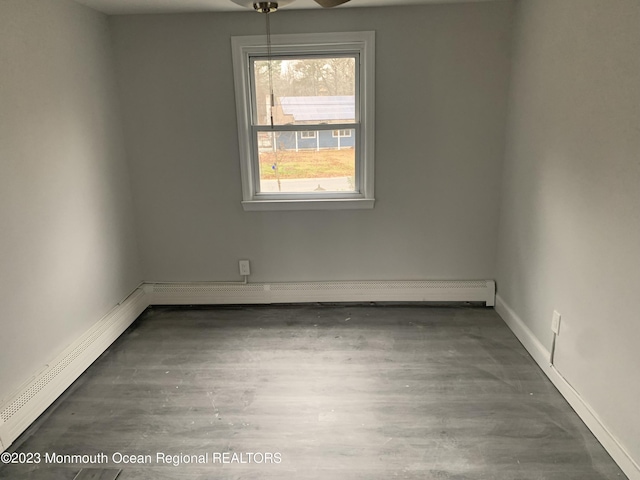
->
[259, 148, 355, 180]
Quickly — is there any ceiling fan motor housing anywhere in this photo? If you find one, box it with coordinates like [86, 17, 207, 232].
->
[253, 2, 279, 13]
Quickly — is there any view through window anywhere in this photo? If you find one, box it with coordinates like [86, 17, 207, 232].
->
[252, 56, 357, 194]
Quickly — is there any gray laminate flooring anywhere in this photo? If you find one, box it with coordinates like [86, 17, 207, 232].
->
[0, 305, 627, 479]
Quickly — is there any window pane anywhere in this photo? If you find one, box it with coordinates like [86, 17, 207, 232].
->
[257, 130, 356, 193]
[253, 57, 356, 126]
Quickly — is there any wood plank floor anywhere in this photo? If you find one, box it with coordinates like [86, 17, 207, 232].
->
[0, 305, 627, 479]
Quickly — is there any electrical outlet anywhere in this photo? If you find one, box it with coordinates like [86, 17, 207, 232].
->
[239, 260, 251, 276]
[551, 310, 561, 335]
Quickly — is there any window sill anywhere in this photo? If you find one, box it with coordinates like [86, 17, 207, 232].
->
[242, 198, 375, 212]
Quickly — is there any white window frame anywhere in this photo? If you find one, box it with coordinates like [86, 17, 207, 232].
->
[300, 131, 317, 139]
[231, 31, 375, 211]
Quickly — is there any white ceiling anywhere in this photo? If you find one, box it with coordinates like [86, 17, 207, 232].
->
[73, 0, 493, 16]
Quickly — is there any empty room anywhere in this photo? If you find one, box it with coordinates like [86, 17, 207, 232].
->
[1, 0, 638, 479]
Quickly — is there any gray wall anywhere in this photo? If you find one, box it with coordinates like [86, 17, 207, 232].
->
[0, 0, 141, 401]
[496, 0, 640, 465]
[2, 0, 639, 470]
[110, 2, 513, 282]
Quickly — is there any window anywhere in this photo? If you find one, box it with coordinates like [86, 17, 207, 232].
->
[231, 32, 375, 211]
[332, 129, 352, 138]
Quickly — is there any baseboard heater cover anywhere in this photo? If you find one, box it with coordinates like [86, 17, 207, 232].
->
[146, 279, 496, 306]
[0, 288, 149, 451]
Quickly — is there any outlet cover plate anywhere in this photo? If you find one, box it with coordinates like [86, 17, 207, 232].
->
[239, 260, 251, 276]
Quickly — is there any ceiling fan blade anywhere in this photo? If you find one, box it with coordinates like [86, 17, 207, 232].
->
[313, 0, 351, 8]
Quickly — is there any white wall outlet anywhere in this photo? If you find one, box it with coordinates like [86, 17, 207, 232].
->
[551, 310, 561, 335]
[239, 260, 251, 276]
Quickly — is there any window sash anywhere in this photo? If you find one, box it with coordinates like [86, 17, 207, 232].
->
[248, 53, 360, 127]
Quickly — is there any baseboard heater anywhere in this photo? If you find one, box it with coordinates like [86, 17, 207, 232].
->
[145, 279, 495, 307]
[0, 288, 149, 451]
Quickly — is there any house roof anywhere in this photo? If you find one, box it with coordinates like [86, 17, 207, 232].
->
[280, 96, 355, 122]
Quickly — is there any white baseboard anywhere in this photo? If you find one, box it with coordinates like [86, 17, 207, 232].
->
[146, 279, 496, 306]
[495, 295, 640, 480]
[0, 288, 149, 452]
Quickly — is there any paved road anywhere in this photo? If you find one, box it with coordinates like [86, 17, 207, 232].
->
[261, 176, 353, 193]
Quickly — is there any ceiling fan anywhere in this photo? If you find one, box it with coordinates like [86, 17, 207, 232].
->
[231, 0, 351, 13]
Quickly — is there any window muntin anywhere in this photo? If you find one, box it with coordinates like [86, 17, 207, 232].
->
[231, 32, 375, 211]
